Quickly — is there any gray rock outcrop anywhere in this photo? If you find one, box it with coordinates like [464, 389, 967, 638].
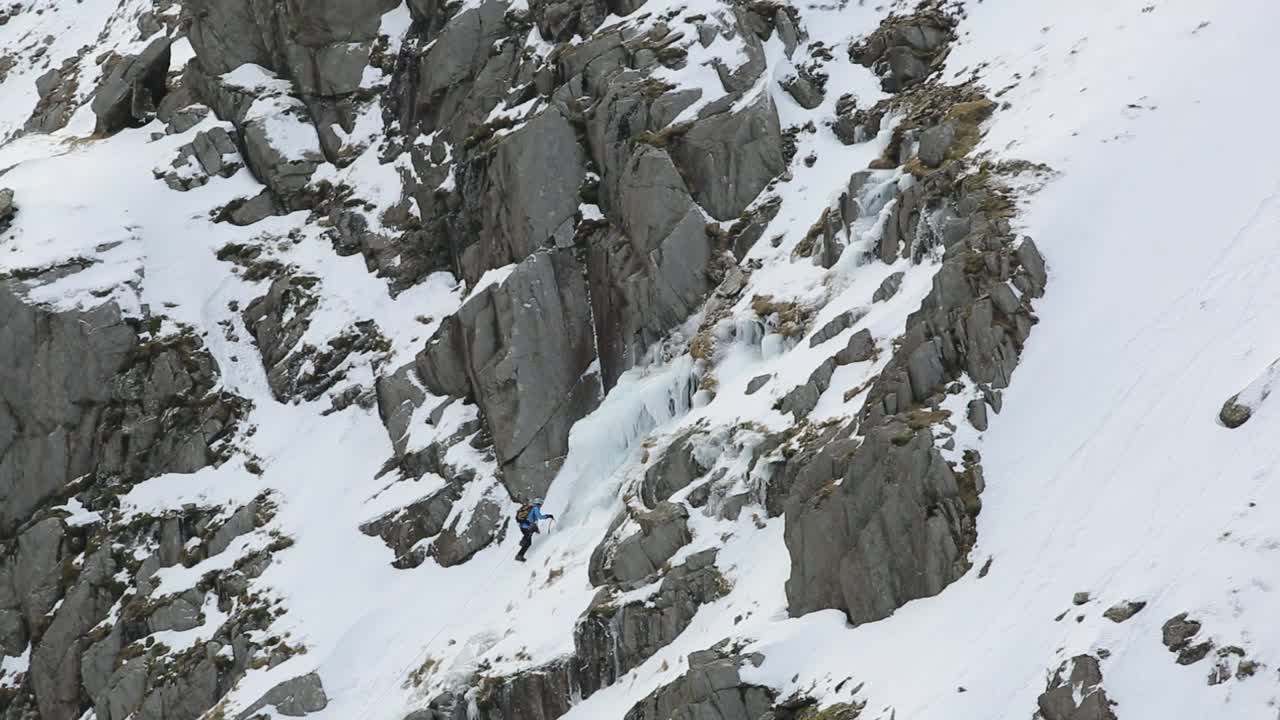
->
[623, 643, 774, 720]
[451, 108, 586, 285]
[0, 284, 134, 534]
[0, 289, 240, 537]
[361, 484, 461, 567]
[91, 37, 172, 135]
[576, 549, 725, 696]
[849, 10, 955, 92]
[588, 502, 691, 586]
[1103, 600, 1146, 623]
[431, 495, 503, 567]
[778, 329, 874, 420]
[236, 672, 328, 719]
[0, 188, 16, 232]
[1033, 655, 1117, 720]
[872, 271, 904, 302]
[417, 249, 601, 501]
[186, 0, 397, 97]
[784, 421, 975, 623]
[670, 92, 785, 222]
[640, 429, 709, 508]
[586, 146, 718, 390]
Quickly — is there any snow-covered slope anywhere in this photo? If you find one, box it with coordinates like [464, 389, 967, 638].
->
[1, 0, 1278, 719]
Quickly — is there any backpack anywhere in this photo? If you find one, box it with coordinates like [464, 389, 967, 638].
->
[515, 504, 533, 526]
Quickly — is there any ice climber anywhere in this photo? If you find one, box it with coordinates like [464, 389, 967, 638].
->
[514, 500, 554, 562]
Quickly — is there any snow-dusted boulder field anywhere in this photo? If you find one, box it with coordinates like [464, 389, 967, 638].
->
[1, 0, 1279, 719]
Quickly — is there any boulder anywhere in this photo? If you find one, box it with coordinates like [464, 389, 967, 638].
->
[782, 71, 824, 109]
[1015, 238, 1048, 298]
[206, 502, 260, 556]
[236, 672, 328, 719]
[727, 196, 782, 261]
[91, 37, 172, 135]
[1103, 600, 1146, 623]
[432, 495, 502, 567]
[780, 332, 879, 420]
[240, 108, 325, 211]
[745, 374, 772, 395]
[872, 271, 905, 303]
[917, 121, 957, 168]
[0, 188, 16, 231]
[1161, 612, 1212, 664]
[192, 127, 243, 178]
[809, 310, 861, 348]
[147, 593, 204, 634]
[223, 190, 279, 226]
[712, 10, 767, 94]
[835, 329, 875, 365]
[967, 398, 988, 431]
[1033, 655, 1116, 720]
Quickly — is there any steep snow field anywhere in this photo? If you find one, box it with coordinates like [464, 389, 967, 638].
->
[729, 2, 1280, 718]
[2, 0, 1279, 718]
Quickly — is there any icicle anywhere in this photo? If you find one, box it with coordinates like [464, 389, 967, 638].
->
[550, 357, 698, 521]
[761, 333, 786, 360]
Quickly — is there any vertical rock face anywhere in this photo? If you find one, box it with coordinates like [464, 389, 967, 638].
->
[29, 546, 121, 720]
[186, 0, 397, 96]
[419, 249, 601, 500]
[452, 108, 587, 285]
[669, 92, 786, 222]
[0, 281, 244, 718]
[0, 518, 66, 655]
[587, 145, 718, 390]
[784, 421, 973, 622]
[405, 0, 516, 142]
[0, 284, 133, 535]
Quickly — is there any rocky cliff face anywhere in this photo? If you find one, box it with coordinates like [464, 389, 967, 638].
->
[2, 0, 1274, 719]
[0, 0, 1036, 716]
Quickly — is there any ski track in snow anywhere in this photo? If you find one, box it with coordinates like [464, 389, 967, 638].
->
[2, 0, 1280, 718]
